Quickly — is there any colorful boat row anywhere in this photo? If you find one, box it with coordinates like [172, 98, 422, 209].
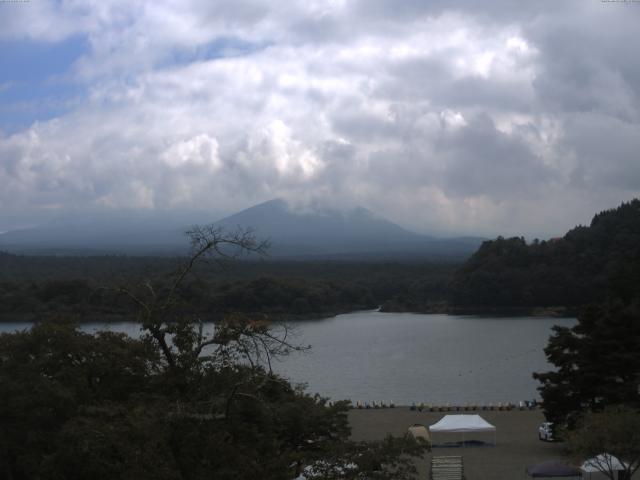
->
[408, 400, 539, 412]
[353, 401, 396, 409]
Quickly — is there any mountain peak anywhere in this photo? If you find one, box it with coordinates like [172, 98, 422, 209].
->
[211, 198, 428, 256]
[0, 199, 483, 259]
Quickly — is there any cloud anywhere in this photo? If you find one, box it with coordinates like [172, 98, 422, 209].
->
[563, 113, 640, 192]
[0, 0, 638, 237]
[161, 134, 221, 170]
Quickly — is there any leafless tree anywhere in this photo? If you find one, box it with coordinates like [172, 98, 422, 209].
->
[117, 225, 306, 373]
[566, 405, 640, 480]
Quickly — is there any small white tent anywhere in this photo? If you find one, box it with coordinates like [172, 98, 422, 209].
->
[581, 453, 627, 478]
[429, 414, 496, 446]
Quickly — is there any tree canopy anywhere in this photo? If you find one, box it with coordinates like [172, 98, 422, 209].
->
[533, 298, 640, 429]
[565, 406, 640, 480]
[0, 226, 426, 480]
[450, 199, 640, 310]
[533, 202, 640, 436]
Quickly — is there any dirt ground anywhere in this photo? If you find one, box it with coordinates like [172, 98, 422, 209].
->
[348, 408, 592, 480]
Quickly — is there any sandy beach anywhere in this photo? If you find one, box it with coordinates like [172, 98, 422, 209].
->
[349, 408, 580, 480]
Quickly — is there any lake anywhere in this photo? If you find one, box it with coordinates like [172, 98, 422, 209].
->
[0, 311, 574, 405]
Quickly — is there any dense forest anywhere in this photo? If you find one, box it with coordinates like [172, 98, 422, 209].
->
[0, 253, 456, 321]
[531, 202, 640, 439]
[2, 199, 639, 320]
[449, 199, 640, 312]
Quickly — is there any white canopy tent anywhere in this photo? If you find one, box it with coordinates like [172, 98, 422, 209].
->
[580, 453, 627, 478]
[429, 414, 496, 446]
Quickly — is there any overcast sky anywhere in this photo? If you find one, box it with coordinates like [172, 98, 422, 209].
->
[1, 0, 639, 237]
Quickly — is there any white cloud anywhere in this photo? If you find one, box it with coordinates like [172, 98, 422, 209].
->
[0, 0, 638, 236]
[441, 110, 467, 129]
[162, 134, 221, 170]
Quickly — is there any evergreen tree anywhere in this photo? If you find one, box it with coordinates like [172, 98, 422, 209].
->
[451, 199, 640, 310]
[534, 298, 640, 428]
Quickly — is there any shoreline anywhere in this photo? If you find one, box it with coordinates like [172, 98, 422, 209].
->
[0, 305, 577, 324]
[348, 408, 567, 480]
[381, 304, 578, 317]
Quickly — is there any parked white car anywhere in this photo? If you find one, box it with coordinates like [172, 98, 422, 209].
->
[538, 422, 554, 441]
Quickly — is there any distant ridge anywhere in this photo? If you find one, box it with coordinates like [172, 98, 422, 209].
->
[0, 216, 188, 255]
[0, 199, 484, 259]
[212, 199, 483, 259]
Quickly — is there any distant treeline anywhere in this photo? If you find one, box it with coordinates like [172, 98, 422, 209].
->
[448, 199, 640, 311]
[3, 199, 638, 319]
[0, 254, 456, 321]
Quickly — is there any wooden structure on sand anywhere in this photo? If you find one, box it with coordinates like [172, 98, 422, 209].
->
[431, 456, 465, 480]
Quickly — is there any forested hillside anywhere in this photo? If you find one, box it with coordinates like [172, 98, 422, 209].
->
[450, 199, 640, 310]
[4, 200, 638, 319]
[0, 255, 456, 321]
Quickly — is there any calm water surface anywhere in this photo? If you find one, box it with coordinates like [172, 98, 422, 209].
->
[0, 311, 575, 405]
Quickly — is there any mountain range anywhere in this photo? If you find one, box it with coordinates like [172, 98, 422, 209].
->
[0, 199, 484, 259]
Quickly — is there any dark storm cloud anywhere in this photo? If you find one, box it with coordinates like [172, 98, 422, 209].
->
[563, 113, 640, 191]
[527, 4, 640, 120]
[377, 56, 535, 112]
[437, 114, 553, 198]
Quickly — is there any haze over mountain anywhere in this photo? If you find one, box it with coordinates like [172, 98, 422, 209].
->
[214, 199, 483, 258]
[0, 210, 202, 255]
[0, 199, 483, 259]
